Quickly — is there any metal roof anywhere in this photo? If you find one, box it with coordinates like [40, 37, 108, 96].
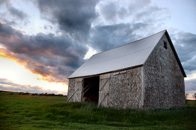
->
[69, 30, 186, 78]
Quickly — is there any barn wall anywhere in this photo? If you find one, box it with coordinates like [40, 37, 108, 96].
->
[105, 67, 143, 109]
[67, 78, 83, 102]
[143, 34, 185, 109]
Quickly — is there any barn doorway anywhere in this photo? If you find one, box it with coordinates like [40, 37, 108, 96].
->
[82, 76, 99, 104]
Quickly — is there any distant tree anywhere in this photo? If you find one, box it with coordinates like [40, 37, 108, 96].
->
[185, 93, 189, 100]
[193, 93, 196, 100]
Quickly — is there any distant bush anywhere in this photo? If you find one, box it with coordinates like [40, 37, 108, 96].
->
[31, 93, 38, 96]
[38, 93, 65, 96]
[0, 91, 65, 97]
[19, 92, 30, 95]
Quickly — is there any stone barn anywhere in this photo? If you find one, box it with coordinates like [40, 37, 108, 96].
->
[67, 30, 186, 109]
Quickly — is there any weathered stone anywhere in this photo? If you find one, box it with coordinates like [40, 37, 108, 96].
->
[143, 34, 185, 109]
[107, 67, 143, 109]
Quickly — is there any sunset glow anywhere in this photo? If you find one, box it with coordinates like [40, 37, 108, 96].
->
[0, 55, 68, 94]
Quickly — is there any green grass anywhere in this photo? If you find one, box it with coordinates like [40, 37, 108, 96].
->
[0, 91, 196, 130]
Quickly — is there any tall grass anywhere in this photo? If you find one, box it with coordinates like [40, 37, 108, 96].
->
[0, 91, 196, 130]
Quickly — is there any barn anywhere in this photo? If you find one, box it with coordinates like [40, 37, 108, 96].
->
[67, 30, 186, 109]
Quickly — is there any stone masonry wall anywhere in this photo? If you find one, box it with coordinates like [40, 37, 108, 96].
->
[107, 67, 143, 109]
[143, 34, 185, 109]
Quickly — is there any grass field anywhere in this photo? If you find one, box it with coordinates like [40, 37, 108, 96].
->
[0, 91, 196, 130]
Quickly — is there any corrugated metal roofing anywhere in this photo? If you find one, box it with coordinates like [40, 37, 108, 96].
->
[69, 30, 182, 78]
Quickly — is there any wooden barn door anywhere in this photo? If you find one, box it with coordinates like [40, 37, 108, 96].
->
[67, 78, 83, 102]
[67, 79, 75, 102]
[74, 78, 83, 102]
[98, 74, 110, 107]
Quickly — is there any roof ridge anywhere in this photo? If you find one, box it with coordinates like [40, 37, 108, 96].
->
[92, 30, 166, 56]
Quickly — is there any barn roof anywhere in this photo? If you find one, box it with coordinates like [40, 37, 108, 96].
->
[69, 30, 186, 78]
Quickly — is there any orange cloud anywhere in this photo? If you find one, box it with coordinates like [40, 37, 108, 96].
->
[0, 49, 45, 75]
[0, 55, 68, 94]
[0, 49, 68, 86]
[0, 50, 16, 60]
[36, 75, 68, 86]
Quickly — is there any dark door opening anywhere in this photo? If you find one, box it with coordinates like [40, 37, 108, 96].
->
[82, 76, 99, 104]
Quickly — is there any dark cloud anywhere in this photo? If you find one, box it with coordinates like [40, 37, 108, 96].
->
[0, 0, 28, 25]
[90, 0, 169, 52]
[0, 22, 18, 36]
[0, 78, 62, 94]
[36, 0, 98, 41]
[0, 0, 10, 6]
[135, 6, 169, 23]
[0, 23, 87, 83]
[171, 32, 196, 73]
[34, 0, 169, 52]
[89, 23, 148, 52]
[99, 0, 152, 21]
[8, 6, 27, 20]
[99, 2, 118, 21]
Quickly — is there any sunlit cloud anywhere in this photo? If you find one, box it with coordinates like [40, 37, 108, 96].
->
[0, 49, 17, 61]
[185, 72, 196, 81]
[83, 46, 97, 60]
[0, 54, 68, 94]
[0, 78, 65, 94]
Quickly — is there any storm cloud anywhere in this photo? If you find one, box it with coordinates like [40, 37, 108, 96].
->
[0, 23, 87, 83]
[36, 0, 98, 41]
[89, 23, 148, 51]
[0, 0, 28, 25]
[171, 31, 196, 73]
[89, 0, 169, 52]
[8, 6, 27, 20]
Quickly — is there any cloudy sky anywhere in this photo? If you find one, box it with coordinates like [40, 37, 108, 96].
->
[0, 0, 195, 96]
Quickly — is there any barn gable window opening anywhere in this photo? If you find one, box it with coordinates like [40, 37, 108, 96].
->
[164, 41, 167, 49]
[82, 76, 99, 104]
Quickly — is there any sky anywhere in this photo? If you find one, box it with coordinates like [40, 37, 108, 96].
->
[0, 0, 195, 96]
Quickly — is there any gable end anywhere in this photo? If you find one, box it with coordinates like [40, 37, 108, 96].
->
[144, 31, 186, 77]
[165, 31, 186, 77]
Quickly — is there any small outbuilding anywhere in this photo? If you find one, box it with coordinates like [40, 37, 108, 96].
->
[67, 30, 186, 109]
